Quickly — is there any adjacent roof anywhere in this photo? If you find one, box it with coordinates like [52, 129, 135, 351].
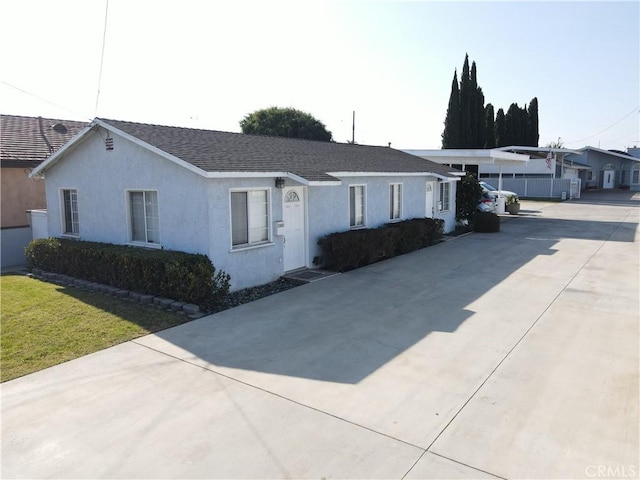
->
[403, 148, 529, 166]
[1, 114, 88, 168]
[575, 146, 640, 161]
[33, 118, 461, 183]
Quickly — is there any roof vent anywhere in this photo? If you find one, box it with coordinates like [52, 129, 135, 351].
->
[51, 123, 68, 133]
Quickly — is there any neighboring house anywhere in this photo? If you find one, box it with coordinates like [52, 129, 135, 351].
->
[31, 118, 462, 291]
[488, 146, 640, 192]
[1, 114, 87, 267]
[564, 147, 640, 190]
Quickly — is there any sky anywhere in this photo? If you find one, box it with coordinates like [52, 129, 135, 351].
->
[1, 0, 638, 150]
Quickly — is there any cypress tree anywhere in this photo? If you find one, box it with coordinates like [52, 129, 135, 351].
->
[484, 103, 496, 148]
[504, 103, 521, 146]
[528, 97, 539, 146]
[459, 54, 472, 148]
[495, 108, 506, 147]
[441, 70, 461, 148]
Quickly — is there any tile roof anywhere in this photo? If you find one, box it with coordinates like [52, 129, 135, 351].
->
[100, 118, 459, 182]
[1, 114, 88, 168]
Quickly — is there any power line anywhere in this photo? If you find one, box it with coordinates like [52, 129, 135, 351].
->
[564, 106, 639, 145]
[94, 0, 110, 117]
[0, 80, 91, 120]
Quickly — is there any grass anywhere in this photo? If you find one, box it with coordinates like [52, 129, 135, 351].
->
[1, 273, 191, 382]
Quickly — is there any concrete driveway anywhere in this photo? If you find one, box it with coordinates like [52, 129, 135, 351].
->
[2, 192, 639, 479]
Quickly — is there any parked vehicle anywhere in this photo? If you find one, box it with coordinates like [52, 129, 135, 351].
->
[477, 192, 496, 213]
[479, 181, 519, 201]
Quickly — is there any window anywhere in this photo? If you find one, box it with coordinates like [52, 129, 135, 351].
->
[587, 170, 596, 181]
[61, 189, 79, 235]
[439, 182, 450, 212]
[349, 185, 365, 227]
[390, 183, 402, 220]
[231, 190, 269, 247]
[620, 169, 627, 185]
[129, 190, 159, 244]
[632, 166, 640, 185]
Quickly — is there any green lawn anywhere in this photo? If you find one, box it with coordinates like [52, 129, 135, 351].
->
[1, 273, 192, 382]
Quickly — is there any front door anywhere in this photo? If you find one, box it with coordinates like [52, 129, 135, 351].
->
[283, 187, 306, 271]
[603, 170, 615, 189]
[425, 182, 435, 218]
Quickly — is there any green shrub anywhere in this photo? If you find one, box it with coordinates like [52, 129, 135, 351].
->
[473, 212, 500, 232]
[456, 173, 484, 223]
[25, 238, 230, 306]
[316, 218, 443, 272]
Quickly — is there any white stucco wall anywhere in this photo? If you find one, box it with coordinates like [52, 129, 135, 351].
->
[43, 128, 457, 291]
[306, 175, 456, 265]
[45, 128, 211, 257]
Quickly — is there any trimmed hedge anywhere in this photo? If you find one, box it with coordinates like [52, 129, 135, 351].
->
[315, 218, 444, 272]
[25, 238, 230, 306]
[473, 212, 500, 232]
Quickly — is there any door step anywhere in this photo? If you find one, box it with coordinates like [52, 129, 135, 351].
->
[282, 268, 340, 283]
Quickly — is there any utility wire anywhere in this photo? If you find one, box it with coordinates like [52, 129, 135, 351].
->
[94, 0, 110, 117]
[0, 80, 91, 120]
[564, 106, 639, 145]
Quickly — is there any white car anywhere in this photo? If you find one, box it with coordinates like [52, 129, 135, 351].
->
[479, 181, 519, 201]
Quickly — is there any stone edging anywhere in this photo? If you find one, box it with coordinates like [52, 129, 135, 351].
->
[29, 270, 205, 319]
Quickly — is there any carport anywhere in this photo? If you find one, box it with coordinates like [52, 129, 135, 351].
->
[404, 149, 530, 212]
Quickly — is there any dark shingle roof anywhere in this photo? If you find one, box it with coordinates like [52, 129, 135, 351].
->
[1, 114, 88, 168]
[100, 118, 458, 182]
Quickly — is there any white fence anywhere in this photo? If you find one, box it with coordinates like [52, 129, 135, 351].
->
[480, 177, 581, 199]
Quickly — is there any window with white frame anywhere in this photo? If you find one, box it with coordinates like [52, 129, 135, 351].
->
[349, 185, 365, 227]
[439, 182, 450, 212]
[129, 190, 160, 244]
[61, 189, 79, 235]
[587, 170, 596, 181]
[390, 183, 402, 220]
[231, 189, 269, 247]
[632, 165, 640, 185]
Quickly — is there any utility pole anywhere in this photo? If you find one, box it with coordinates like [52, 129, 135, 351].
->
[352, 111, 355, 144]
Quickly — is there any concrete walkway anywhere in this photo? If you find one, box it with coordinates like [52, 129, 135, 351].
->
[2, 194, 639, 479]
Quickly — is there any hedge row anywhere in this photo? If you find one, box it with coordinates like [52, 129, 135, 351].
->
[25, 238, 230, 306]
[315, 218, 444, 272]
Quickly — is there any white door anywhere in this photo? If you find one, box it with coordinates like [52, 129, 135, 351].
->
[425, 182, 435, 218]
[283, 187, 306, 271]
[603, 170, 615, 189]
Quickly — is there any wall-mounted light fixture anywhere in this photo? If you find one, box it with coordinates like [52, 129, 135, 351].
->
[275, 177, 285, 189]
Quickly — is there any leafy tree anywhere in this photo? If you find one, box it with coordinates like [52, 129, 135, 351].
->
[442, 70, 461, 148]
[456, 173, 484, 223]
[240, 107, 332, 142]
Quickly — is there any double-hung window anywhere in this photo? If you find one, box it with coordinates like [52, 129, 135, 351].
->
[129, 190, 160, 244]
[439, 182, 450, 212]
[61, 189, 79, 236]
[349, 185, 365, 228]
[231, 190, 269, 248]
[390, 183, 402, 221]
[632, 166, 640, 185]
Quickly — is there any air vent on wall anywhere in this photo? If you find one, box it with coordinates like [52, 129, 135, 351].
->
[105, 137, 114, 151]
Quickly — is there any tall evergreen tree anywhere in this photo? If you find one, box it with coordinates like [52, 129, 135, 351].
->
[527, 97, 539, 146]
[459, 54, 472, 148]
[495, 108, 506, 147]
[504, 103, 521, 146]
[484, 103, 496, 148]
[441, 70, 461, 148]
